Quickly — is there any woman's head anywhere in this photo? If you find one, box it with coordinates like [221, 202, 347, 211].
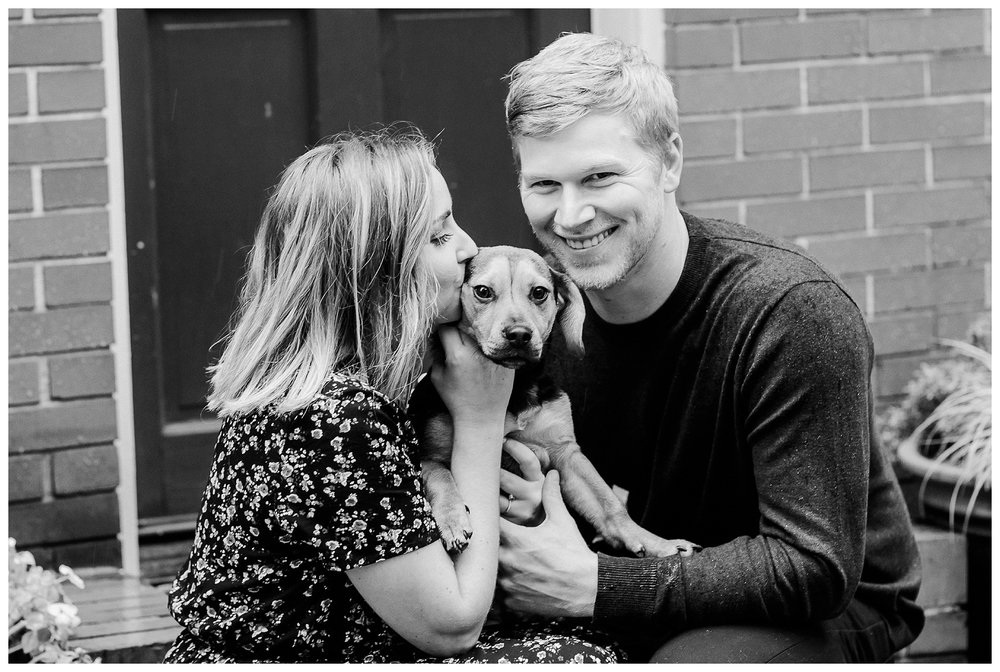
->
[208, 126, 475, 415]
[505, 32, 679, 167]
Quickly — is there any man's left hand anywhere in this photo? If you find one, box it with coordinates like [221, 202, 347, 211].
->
[498, 471, 598, 618]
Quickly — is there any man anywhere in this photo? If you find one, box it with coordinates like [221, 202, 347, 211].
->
[495, 33, 924, 663]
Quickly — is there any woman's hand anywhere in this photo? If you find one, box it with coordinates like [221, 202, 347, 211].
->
[499, 438, 545, 525]
[431, 326, 513, 426]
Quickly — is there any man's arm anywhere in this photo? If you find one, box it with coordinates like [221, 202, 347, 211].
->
[499, 283, 872, 633]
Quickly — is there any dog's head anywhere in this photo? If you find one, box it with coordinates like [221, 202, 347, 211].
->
[458, 245, 584, 369]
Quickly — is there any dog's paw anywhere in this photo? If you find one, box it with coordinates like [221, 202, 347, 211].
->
[436, 505, 474, 554]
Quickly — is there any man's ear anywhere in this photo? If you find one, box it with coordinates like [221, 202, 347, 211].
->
[551, 267, 585, 357]
[661, 132, 683, 194]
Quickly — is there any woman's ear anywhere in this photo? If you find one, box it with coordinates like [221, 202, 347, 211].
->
[551, 267, 585, 357]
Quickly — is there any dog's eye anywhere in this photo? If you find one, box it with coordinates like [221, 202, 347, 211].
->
[529, 287, 550, 303]
[472, 285, 494, 301]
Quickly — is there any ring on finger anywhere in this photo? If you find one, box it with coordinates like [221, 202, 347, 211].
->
[503, 492, 515, 514]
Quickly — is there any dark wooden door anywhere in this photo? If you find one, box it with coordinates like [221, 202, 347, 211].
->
[119, 9, 590, 526]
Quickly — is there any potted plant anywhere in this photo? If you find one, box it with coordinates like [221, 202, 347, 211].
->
[8, 538, 99, 664]
[877, 317, 991, 662]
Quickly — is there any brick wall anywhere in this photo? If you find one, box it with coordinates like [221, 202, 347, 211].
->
[8, 8, 122, 569]
[668, 8, 991, 413]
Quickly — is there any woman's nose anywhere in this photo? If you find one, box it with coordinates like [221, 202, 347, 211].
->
[457, 228, 477, 263]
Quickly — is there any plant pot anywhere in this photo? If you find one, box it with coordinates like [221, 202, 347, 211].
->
[896, 436, 991, 537]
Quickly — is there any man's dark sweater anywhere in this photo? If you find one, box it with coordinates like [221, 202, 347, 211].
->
[549, 212, 924, 655]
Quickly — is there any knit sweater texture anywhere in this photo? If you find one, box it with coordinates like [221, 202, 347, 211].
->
[547, 212, 924, 654]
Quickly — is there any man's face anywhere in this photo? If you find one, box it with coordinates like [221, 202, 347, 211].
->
[516, 113, 672, 290]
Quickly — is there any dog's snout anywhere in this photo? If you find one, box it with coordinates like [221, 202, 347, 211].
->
[503, 326, 533, 347]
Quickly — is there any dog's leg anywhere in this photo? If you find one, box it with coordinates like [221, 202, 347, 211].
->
[522, 395, 699, 558]
[421, 458, 474, 554]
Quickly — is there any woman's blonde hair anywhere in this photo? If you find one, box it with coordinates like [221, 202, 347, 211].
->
[505, 32, 679, 165]
[207, 127, 440, 416]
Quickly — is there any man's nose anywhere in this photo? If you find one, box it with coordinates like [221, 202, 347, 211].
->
[554, 187, 595, 230]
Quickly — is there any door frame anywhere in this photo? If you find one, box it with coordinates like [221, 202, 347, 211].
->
[116, 7, 594, 538]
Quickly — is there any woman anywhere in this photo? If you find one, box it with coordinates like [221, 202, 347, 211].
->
[162, 128, 623, 663]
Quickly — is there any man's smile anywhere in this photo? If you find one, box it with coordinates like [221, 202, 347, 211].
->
[562, 226, 619, 250]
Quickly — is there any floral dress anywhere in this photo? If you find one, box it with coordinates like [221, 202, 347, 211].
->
[163, 373, 623, 663]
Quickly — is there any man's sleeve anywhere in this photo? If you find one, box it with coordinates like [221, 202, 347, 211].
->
[594, 281, 871, 634]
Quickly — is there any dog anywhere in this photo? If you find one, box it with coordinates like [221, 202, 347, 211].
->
[409, 245, 697, 559]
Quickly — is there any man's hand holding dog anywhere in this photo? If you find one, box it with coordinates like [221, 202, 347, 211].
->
[498, 471, 598, 618]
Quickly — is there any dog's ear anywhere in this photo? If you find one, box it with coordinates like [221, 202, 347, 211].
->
[550, 267, 585, 357]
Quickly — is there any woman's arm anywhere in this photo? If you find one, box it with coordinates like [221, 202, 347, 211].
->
[347, 326, 512, 657]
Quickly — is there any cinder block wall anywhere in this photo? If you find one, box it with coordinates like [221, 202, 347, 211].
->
[669, 8, 991, 412]
[8, 8, 122, 568]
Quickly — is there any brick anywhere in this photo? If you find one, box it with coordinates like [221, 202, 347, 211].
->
[807, 62, 924, 104]
[810, 149, 925, 192]
[742, 18, 864, 63]
[874, 186, 988, 229]
[9, 118, 107, 165]
[931, 55, 990, 95]
[8, 21, 103, 66]
[25, 538, 122, 571]
[914, 525, 968, 607]
[875, 351, 953, 397]
[37, 68, 106, 113]
[53, 444, 119, 495]
[905, 608, 968, 656]
[9, 168, 32, 212]
[41, 165, 109, 209]
[9, 71, 28, 115]
[8, 397, 118, 453]
[671, 25, 734, 68]
[9, 453, 46, 502]
[933, 144, 990, 182]
[746, 195, 866, 238]
[9, 265, 35, 310]
[33, 8, 102, 17]
[869, 311, 935, 355]
[44, 261, 113, 307]
[873, 267, 984, 313]
[931, 225, 991, 265]
[664, 9, 798, 23]
[683, 204, 740, 224]
[49, 351, 116, 399]
[681, 118, 736, 159]
[9, 9, 23, 19]
[870, 103, 985, 145]
[9, 305, 114, 356]
[938, 309, 991, 342]
[9, 211, 110, 261]
[744, 110, 862, 154]
[8, 359, 40, 405]
[869, 11, 986, 54]
[8, 492, 119, 546]
[680, 157, 801, 202]
[674, 69, 800, 114]
[805, 231, 926, 275]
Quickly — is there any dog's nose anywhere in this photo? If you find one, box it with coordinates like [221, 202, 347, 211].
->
[503, 326, 532, 347]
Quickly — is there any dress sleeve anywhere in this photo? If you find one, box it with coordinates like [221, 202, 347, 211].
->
[271, 385, 440, 572]
[595, 281, 871, 632]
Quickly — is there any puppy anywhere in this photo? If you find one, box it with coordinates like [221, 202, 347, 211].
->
[409, 245, 697, 558]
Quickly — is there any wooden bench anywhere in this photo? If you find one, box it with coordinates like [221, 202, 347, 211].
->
[65, 575, 180, 663]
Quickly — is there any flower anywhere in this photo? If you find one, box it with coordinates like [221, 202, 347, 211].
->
[8, 538, 100, 664]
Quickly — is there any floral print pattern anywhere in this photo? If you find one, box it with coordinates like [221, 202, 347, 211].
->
[163, 372, 621, 663]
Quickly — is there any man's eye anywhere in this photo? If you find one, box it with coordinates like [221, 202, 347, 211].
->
[472, 285, 494, 300]
[531, 180, 557, 189]
[529, 287, 550, 302]
[587, 172, 616, 183]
